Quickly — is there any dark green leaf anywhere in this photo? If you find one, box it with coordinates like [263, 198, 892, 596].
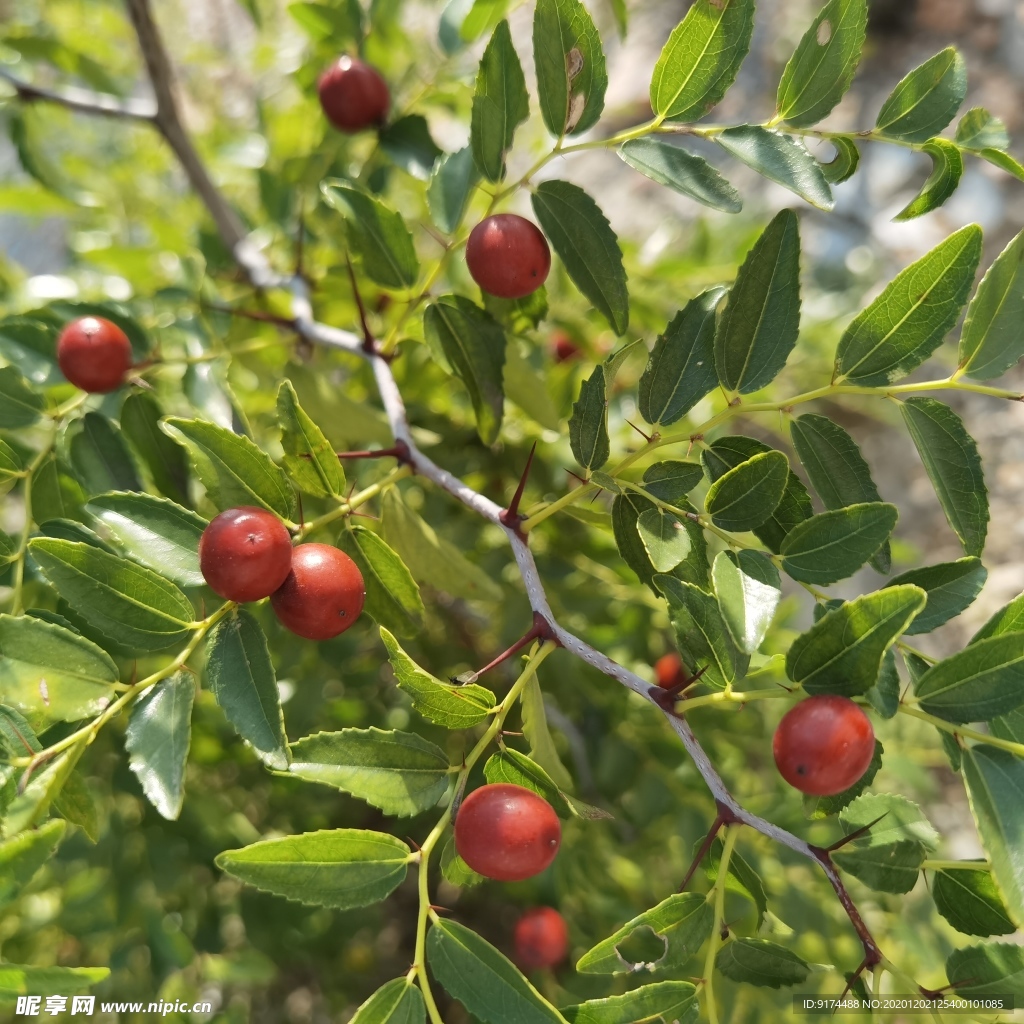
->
[887, 557, 986, 635]
[120, 392, 190, 505]
[637, 508, 694, 573]
[642, 461, 704, 503]
[215, 829, 410, 910]
[561, 982, 698, 1024]
[532, 180, 629, 335]
[423, 295, 506, 445]
[162, 416, 295, 520]
[576, 892, 713, 975]
[714, 210, 801, 394]
[715, 938, 810, 989]
[705, 451, 790, 532]
[875, 46, 967, 142]
[820, 134, 860, 183]
[0, 819, 65, 907]
[289, 727, 449, 817]
[992, 708, 1024, 744]
[613, 492, 707, 590]
[533, 0, 607, 137]
[379, 115, 442, 180]
[206, 609, 288, 770]
[339, 526, 424, 638]
[713, 550, 781, 655]
[471, 20, 529, 182]
[427, 147, 480, 235]
[380, 627, 495, 729]
[715, 127, 833, 210]
[946, 943, 1024, 1000]
[0, 315, 57, 384]
[0, 366, 43, 428]
[955, 107, 1010, 152]
[705, 836, 768, 927]
[780, 502, 897, 585]
[901, 397, 988, 557]
[639, 287, 725, 425]
[569, 365, 609, 470]
[958, 228, 1024, 381]
[348, 978, 426, 1024]
[125, 671, 194, 821]
[932, 864, 1016, 937]
[619, 139, 741, 213]
[428, 919, 568, 1024]
[776, 0, 867, 127]
[30, 456, 85, 525]
[68, 413, 141, 495]
[894, 138, 963, 221]
[971, 593, 1024, 644]
[786, 585, 925, 696]
[4, 738, 85, 836]
[85, 491, 207, 588]
[790, 412, 890, 572]
[834, 225, 982, 386]
[277, 380, 344, 498]
[29, 538, 195, 654]
[650, 0, 755, 122]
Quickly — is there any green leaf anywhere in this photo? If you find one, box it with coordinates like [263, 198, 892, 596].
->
[705, 451, 790, 532]
[320, 181, 419, 289]
[380, 628, 495, 729]
[650, 0, 755, 122]
[901, 397, 988, 557]
[85, 491, 205, 588]
[0, 704, 41, 758]
[946, 943, 1024, 1000]
[715, 127, 833, 210]
[932, 864, 1016, 937]
[379, 115, 442, 180]
[289, 727, 449, 817]
[704, 836, 768, 927]
[955, 107, 1010, 152]
[162, 416, 295, 520]
[0, 964, 109, 997]
[0, 819, 65, 907]
[125, 671, 194, 821]
[971, 593, 1024, 644]
[569, 365, 609, 470]
[277, 381, 344, 498]
[339, 526, 424, 638]
[714, 210, 801, 394]
[894, 138, 963, 221]
[561, 982, 698, 1024]
[776, 0, 867, 128]
[68, 412, 142, 495]
[521, 672, 574, 791]
[657, 576, 747, 689]
[471, 20, 530, 182]
[780, 503, 897, 585]
[786, 585, 925, 696]
[423, 295, 506, 446]
[120, 392, 190, 506]
[576, 892, 714, 975]
[715, 938, 810, 989]
[4, 738, 85, 836]
[215, 829, 410, 910]
[0, 366, 43, 428]
[958, 228, 1024, 381]
[0, 613, 118, 723]
[637, 509, 694, 573]
[613, 492, 707, 590]
[0, 315, 57, 384]
[380, 488, 502, 603]
[428, 918, 568, 1024]
[980, 147, 1024, 183]
[833, 793, 938, 894]
[533, 0, 607, 137]
[428, 146, 480, 235]
[820, 134, 860, 183]
[532, 180, 629, 335]
[642, 461, 705, 503]
[875, 46, 967, 142]
[790, 413, 890, 572]
[484, 749, 569, 817]
[30, 456, 85, 525]
[702, 436, 813, 553]
[0, 438, 22, 497]
[834, 224, 982, 386]
[619, 139, 741, 213]
[887, 557, 986, 635]
[962, 744, 1024, 928]
[460, 0, 512, 42]
[348, 978, 426, 1024]
[206, 609, 288, 770]
[504, 336, 561, 429]
[713, 550, 781, 655]
[639, 287, 726, 426]
[29, 538, 195, 654]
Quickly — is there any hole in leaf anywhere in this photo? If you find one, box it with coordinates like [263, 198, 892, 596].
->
[614, 924, 667, 970]
[817, 19, 833, 44]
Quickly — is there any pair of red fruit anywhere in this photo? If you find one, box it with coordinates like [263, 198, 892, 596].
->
[199, 507, 364, 641]
[655, 652, 875, 797]
[318, 55, 551, 302]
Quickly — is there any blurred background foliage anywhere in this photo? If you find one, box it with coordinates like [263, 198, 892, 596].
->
[0, 0, 1022, 1021]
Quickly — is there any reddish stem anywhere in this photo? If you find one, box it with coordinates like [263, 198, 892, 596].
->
[678, 813, 726, 893]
